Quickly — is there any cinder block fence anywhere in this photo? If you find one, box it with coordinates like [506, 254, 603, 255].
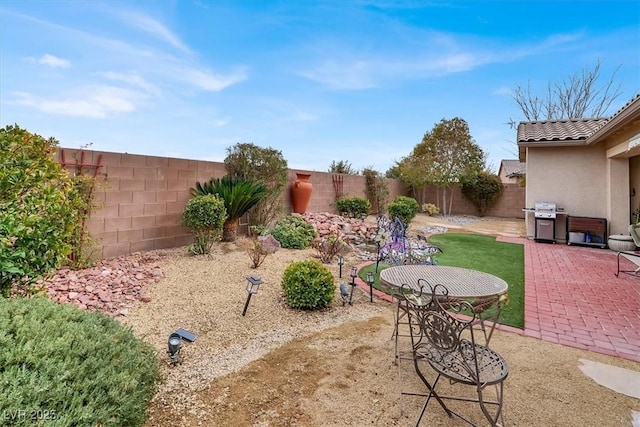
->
[56, 147, 523, 260]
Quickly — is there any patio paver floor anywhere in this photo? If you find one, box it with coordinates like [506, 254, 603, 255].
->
[500, 236, 640, 363]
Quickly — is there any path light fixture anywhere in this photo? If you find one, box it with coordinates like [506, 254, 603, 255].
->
[337, 256, 344, 278]
[345, 266, 357, 305]
[340, 283, 350, 306]
[167, 333, 182, 366]
[366, 271, 375, 303]
[242, 275, 263, 316]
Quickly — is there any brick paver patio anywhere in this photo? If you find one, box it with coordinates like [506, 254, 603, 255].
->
[500, 236, 640, 363]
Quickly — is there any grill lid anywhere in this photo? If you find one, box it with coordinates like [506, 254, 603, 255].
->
[535, 202, 557, 218]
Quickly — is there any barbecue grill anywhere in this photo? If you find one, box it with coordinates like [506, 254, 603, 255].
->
[534, 202, 558, 243]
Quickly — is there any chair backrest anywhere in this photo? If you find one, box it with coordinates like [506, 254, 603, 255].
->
[629, 224, 640, 247]
[403, 283, 480, 377]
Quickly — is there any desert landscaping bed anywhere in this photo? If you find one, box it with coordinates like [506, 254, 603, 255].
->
[42, 215, 639, 426]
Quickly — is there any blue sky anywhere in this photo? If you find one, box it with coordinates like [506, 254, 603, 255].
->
[1, 1, 639, 173]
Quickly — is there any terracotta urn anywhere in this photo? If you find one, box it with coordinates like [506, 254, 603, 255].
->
[291, 172, 313, 213]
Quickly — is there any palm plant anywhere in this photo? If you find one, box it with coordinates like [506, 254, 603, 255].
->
[192, 176, 268, 241]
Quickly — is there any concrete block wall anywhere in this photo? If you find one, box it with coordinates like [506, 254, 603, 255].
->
[57, 148, 227, 259]
[57, 147, 522, 260]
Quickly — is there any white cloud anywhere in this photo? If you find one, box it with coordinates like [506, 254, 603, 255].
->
[184, 68, 248, 91]
[39, 54, 71, 68]
[119, 11, 191, 54]
[98, 71, 159, 95]
[292, 111, 318, 122]
[12, 86, 147, 118]
[299, 60, 376, 90]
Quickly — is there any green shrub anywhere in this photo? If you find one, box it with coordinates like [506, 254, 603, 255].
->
[387, 196, 420, 226]
[461, 172, 504, 216]
[182, 194, 227, 254]
[0, 297, 160, 426]
[269, 215, 317, 249]
[362, 168, 389, 214]
[281, 260, 335, 309]
[0, 125, 78, 297]
[422, 203, 440, 216]
[335, 197, 371, 219]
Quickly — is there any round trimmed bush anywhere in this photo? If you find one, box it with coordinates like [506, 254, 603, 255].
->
[269, 214, 317, 249]
[387, 196, 420, 226]
[335, 196, 371, 218]
[0, 297, 160, 426]
[281, 260, 335, 309]
[182, 194, 227, 254]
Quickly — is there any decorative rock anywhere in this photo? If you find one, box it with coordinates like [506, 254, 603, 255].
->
[139, 295, 152, 303]
[68, 291, 79, 300]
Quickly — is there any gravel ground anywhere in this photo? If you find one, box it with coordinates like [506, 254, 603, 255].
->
[41, 214, 639, 426]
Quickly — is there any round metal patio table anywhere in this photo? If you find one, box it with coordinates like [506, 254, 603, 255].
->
[380, 265, 508, 298]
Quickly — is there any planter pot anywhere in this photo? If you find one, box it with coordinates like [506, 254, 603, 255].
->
[291, 173, 313, 214]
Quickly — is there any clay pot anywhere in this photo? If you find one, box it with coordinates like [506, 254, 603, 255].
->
[291, 173, 313, 213]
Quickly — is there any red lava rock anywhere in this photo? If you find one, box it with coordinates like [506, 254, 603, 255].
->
[42, 252, 166, 317]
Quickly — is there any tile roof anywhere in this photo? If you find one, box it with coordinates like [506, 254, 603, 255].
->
[517, 118, 608, 143]
[500, 159, 526, 176]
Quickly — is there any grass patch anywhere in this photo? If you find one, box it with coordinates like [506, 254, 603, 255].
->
[359, 233, 524, 328]
[0, 297, 160, 426]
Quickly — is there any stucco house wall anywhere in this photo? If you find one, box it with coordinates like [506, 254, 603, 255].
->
[524, 145, 608, 241]
[519, 94, 640, 243]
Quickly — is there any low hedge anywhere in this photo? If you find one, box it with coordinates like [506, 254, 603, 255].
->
[0, 297, 160, 426]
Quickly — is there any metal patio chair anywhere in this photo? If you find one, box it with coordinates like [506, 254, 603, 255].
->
[403, 283, 509, 427]
[615, 224, 640, 277]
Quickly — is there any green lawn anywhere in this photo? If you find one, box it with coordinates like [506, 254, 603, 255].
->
[358, 233, 524, 328]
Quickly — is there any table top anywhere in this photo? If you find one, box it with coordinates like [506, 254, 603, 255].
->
[379, 265, 508, 299]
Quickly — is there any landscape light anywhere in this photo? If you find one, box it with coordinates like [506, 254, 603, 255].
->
[366, 271, 375, 303]
[167, 333, 182, 366]
[337, 256, 344, 278]
[242, 276, 263, 316]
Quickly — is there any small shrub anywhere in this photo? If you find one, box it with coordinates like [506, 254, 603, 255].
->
[0, 297, 160, 426]
[335, 197, 371, 219]
[182, 194, 227, 254]
[281, 260, 335, 309]
[461, 172, 504, 216]
[387, 196, 420, 226]
[312, 232, 349, 263]
[422, 203, 440, 216]
[242, 234, 281, 268]
[269, 215, 317, 249]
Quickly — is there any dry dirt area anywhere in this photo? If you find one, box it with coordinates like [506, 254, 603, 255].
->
[114, 215, 639, 426]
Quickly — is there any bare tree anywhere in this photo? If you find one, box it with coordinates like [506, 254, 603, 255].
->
[510, 59, 622, 125]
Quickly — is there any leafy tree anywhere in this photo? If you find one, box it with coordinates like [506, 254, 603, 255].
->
[192, 176, 267, 242]
[461, 172, 504, 216]
[510, 59, 622, 123]
[224, 143, 288, 230]
[328, 160, 358, 175]
[396, 118, 485, 215]
[0, 125, 78, 296]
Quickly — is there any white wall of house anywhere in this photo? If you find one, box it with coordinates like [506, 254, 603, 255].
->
[524, 144, 608, 241]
